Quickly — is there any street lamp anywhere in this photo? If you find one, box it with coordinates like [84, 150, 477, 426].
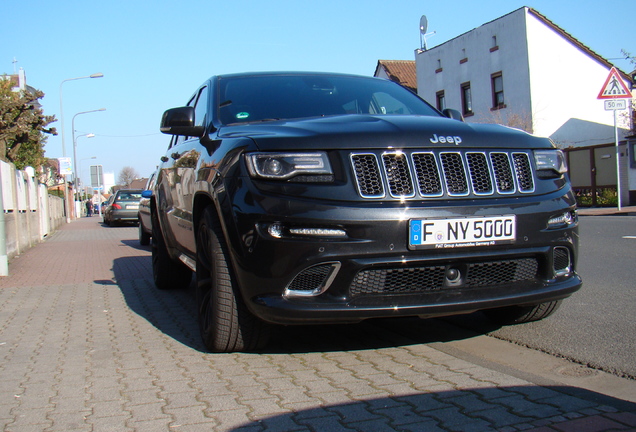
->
[58, 72, 104, 223]
[72, 108, 105, 206]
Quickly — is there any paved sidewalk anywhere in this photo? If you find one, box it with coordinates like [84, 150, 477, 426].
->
[0, 217, 634, 431]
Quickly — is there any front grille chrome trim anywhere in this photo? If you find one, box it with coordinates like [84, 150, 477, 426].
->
[351, 149, 537, 200]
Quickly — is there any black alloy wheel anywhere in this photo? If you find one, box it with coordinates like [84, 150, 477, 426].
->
[195, 205, 269, 353]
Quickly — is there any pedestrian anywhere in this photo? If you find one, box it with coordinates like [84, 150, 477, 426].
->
[86, 200, 93, 217]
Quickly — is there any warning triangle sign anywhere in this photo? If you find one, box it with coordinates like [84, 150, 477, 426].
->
[597, 67, 632, 99]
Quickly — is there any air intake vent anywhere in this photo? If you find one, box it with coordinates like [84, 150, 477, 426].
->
[285, 262, 341, 297]
[553, 247, 571, 276]
[350, 258, 539, 296]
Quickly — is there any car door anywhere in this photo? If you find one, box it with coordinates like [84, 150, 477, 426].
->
[159, 86, 208, 254]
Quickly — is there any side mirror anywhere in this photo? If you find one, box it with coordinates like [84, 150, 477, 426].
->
[160, 106, 205, 137]
[442, 108, 465, 122]
[142, 190, 153, 198]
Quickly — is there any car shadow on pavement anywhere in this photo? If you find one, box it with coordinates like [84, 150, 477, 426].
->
[110, 255, 507, 355]
[120, 238, 151, 252]
[227, 385, 636, 431]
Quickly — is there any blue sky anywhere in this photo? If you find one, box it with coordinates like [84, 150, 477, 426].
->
[2, 0, 635, 184]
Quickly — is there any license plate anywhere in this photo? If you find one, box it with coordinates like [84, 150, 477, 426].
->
[409, 215, 516, 249]
[126, 205, 139, 210]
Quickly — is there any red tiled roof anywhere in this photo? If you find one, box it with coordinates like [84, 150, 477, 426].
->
[375, 60, 417, 92]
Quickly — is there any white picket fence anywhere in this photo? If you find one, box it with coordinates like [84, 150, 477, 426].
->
[0, 160, 65, 260]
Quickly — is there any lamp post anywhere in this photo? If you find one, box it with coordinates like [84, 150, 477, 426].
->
[59, 73, 104, 222]
[72, 107, 105, 207]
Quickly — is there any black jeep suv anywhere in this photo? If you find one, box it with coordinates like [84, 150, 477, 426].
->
[151, 72, 581, 352]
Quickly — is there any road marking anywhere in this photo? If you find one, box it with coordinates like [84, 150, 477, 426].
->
[622, 236, 636, 239]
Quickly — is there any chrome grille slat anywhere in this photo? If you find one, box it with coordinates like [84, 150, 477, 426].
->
[513, 152, 535, 192]
[440, 152, 469, 195]
[412, 152, 443, 196]
[382, 152, 415, 198]
[466, 152, 494, 195]
[351, 150, 536, 199]
[490, 152, 516, 194]
[351, 153, 385, 198]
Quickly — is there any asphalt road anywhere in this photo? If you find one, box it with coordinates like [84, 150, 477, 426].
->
[446, 215, 636, 379]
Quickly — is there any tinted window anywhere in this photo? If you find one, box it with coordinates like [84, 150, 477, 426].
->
[117, 192, 142, 200]
[218, 75, 439, 125]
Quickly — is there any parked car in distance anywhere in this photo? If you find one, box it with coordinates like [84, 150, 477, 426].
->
[151, 71, 581, 353]
[138, 173, 157, 245]
[103, 189, 143, 226]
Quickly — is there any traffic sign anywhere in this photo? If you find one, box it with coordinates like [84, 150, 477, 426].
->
[58, 157, 72, 176]
[604, 99, 627, 111]
[597, 67, 632, 99]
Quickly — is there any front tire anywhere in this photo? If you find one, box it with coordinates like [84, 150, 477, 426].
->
[195, 206, 269, 353]
[484, 300, 562, 325]
[151, 209, 192, 290]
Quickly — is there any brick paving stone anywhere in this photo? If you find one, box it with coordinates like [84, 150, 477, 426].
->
[425, 405, 493, 430]
[296, 414, 356, 431]
[551, 415, 631, 432]
[371, 404, 422, 426]
[604, 411, 636, 427]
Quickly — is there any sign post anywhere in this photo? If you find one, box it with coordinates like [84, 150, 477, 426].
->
[58, 157, 73, 223]
[597, 67, 633, 211]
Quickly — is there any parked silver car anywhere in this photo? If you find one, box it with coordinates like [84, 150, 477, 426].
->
[103, 189, 143, 226]
[138, 173, 157, 245]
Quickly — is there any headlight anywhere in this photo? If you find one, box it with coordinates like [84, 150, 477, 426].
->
[246, 152, 333, 179]
[534, 150, 567, 175]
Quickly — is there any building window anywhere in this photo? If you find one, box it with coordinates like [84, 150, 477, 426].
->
[490, 35, 499, 52]
[436, 91, 445, 111]
[461, 82, 473, 116]
[435, 59, 443, 73]
[491, 72, 505, 109]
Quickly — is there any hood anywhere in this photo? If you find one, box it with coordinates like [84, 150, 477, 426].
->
[216, 114, 553, 151]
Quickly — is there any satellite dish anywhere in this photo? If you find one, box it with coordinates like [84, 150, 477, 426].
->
[419, 15, 428, 35]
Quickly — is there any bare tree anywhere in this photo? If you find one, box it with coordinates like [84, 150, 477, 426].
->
[118, 166, 139, 187]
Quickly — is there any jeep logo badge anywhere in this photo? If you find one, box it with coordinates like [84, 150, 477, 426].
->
[430, 134, 462, 145]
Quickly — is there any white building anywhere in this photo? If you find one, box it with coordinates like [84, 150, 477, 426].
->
[413, 7, 635, 205]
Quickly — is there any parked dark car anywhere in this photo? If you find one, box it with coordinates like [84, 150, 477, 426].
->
[103, 189, 143, 226]
[149, 71, 581, 352]
[138, 173, 157, 245]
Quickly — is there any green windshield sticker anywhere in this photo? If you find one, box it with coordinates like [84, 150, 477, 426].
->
[236, 112, 250, 119]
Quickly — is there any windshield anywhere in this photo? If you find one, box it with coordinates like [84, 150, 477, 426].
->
[217, 74, 440, 125]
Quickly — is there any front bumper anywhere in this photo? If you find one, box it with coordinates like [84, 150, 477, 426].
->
[226, 187, 581, 325]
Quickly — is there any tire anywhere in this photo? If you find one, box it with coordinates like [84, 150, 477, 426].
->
[484, 300, 562, 325]
[139, 220, 151, 246]
[195, 206, 269, 353]
[151, 209, 192, 290]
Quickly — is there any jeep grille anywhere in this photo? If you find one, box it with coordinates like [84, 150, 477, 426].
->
[351, 150, 535, 199]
